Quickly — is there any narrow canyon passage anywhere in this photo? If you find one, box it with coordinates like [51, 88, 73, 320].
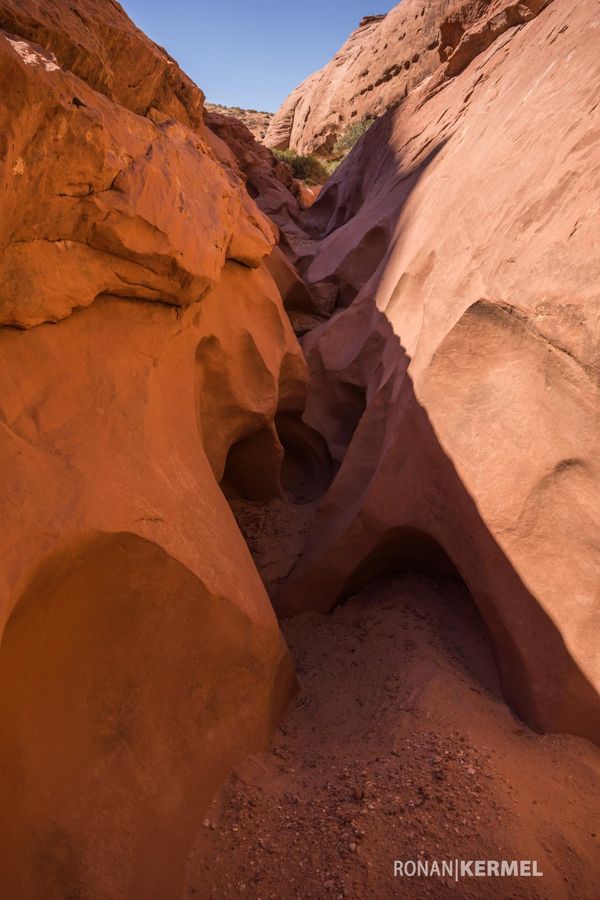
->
[185, 497, 600, 900]
[1, 1, 600, 896]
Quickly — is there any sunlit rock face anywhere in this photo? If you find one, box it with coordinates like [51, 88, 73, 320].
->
[205, 102, 273, 141]
[265, 0, 554, 157]
[1, 0, 599, 895]
[0, 1, 304, 896]
[275, 0, 600, 743]
[0, 25, 278, 328]
[0, 0, 206, 126]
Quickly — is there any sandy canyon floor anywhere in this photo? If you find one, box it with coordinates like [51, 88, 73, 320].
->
[184, 499, 600, 900]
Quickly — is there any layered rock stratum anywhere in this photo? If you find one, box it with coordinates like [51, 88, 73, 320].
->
[0, 0, 599, 897]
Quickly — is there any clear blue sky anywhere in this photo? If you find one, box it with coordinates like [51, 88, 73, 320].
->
[120, 0, 399, 112]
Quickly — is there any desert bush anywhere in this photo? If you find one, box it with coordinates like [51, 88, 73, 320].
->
[333, 116, 375, 156]
[273, 149, 329, 185]
[325, 158, 342, 175]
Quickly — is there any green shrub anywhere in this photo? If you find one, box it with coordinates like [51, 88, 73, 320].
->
[333, 116, 375, 156]
[325, 158, 342, 176]
[273, 149, 329, 185]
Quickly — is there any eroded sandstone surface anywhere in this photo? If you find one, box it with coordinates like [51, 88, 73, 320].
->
[0, 0, 599, 897]
[0, 1, 305, 897]
[205, 102, 273, 141]
[275, 0, 600, 743]
[265, 0, 555, 156]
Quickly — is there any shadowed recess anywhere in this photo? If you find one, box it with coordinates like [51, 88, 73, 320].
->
[339, 527, 463, 601]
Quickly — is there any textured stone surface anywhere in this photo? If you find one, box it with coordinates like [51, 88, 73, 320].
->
[205, 102, 273, 141]
[204, 106, 297, 208]
[203, 109, 327, 320]
[0, 0, 205, 127]
[0, 270, 304, 898]
[1, 0, 599, 896]
[204, 106, 321, 230]
[0, 1, 305, 896]
[0, 29, 276, 328]
[265, 0, 455, 154]
[276, 0, 600, 742]
[265, 0, 554, 156]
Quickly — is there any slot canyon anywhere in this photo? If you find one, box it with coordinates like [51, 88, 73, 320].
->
[0, 0, 599, 898]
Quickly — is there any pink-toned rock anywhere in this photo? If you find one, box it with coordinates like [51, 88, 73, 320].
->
[441, 0, 554, 77]
[265, 0, 555, 157]
[1, 2, 599, 898]
[276, 0, 600, 742]
[265, 0, 455, 155]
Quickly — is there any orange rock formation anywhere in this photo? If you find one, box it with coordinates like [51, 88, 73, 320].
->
[205, 102, 273, 141]
[0, 2, 304, 895]
[0, 0, 599, 897]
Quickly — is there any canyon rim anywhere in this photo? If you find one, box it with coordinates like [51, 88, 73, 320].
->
[0, 1, 599, 898]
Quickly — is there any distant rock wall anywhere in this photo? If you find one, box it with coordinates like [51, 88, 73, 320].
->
[265, 0, 554, 156]
[205, 102, 273, 141]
